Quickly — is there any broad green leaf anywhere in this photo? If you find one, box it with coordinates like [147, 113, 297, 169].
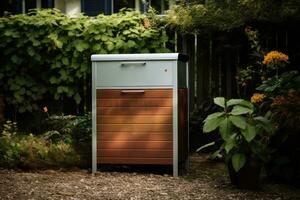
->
[74, 40, 89, 52]
[241, 123, 256, 142]
[229, 115, 246, 129]
[101, 35, 109, 41]
[213, 97, 225, 108]
[219, 118, 232, 141]
[204, 112, 224, 122]
[203, 116, 225, 133]
[231, 105, 253, 115]
[254, 116, 273, 133]
[232, 152, 246, 172]
[224, 139, 235, 154]
[107, 41, 115, 51]
[227, 99, 253, 109]
[123, 30, 130, 35]
[92, 44, 101, 51]
[62, 57, 69, 66]
[126, 40, 136, 48]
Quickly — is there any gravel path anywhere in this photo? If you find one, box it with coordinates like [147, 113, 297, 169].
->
[0, 155, 299, 200]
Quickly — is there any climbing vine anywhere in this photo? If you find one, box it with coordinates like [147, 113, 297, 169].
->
[0, 9, 169, 114]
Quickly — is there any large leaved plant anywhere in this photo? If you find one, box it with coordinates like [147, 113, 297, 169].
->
[202, 97, 273, 172]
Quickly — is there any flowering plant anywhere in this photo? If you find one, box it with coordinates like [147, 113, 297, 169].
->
[201, 97, 273, 172]
[262, 51, 289, 67]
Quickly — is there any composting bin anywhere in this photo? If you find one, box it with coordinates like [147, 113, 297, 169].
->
[91, 53, 189, 176]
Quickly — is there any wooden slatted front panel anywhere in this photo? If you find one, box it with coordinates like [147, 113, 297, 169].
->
[97, 89, 173, 165]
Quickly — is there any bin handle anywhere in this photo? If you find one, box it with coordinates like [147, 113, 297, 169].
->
[121, 62, 146, 66]
[121, 90, 145, 94]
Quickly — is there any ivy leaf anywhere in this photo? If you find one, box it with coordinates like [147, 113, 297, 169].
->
[213, 97, 225, 108]
[126, 40, 136, 48]
[92, 44, 101, 51]
[229, 115, 246, 129]
[232, 152, 246, 172]
[74, 40, 89, 52]
[62, 57, 69, 66]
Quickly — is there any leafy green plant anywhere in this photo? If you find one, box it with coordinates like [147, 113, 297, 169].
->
[202, 97, 273, 172]
[0, 121, 20, 168]
[0, 120, 81, 169]
[0, 9, 169, 116]
[256, 70, 300, 96]
[70, 113, 92, 168]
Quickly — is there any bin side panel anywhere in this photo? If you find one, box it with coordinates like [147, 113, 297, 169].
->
[178, 88, 189, 164]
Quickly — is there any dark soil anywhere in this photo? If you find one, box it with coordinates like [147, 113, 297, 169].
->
[0, 154, 299, 200]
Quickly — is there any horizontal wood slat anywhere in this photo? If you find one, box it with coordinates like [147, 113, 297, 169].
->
[98, 149, 172, 158]
[97, 115, 172, 124]
[97, 157, 172, 165]
[97, 141, 172, 150]
[97, 107, 172, 115]
[97, 98, 172, 107]
[96, 89, 173, 165]
[98, 124, 172, 132]
[98, 133, 172, 141]
[97, 89, 172, 99]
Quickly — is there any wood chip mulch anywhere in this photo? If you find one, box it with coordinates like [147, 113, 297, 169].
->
[0, 154, 299, 200]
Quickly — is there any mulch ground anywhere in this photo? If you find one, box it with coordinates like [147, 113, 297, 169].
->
[0, 154, 299, 200]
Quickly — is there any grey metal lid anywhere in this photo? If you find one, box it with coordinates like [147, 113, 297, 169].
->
[91, 53, 188, 62]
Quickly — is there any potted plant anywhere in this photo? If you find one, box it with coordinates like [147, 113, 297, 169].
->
[201, 97, 273, 189]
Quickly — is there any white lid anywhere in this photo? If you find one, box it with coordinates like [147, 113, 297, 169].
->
[91, 53, 188, 62]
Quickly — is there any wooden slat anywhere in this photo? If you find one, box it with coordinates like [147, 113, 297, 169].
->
[97, 149, 172, 158]
[97, 141, 172, 150]
[97, 124, 172, 132]
[97, 115, 172, 124]
[97, 89, 172, 99]
[98, 132, 172, 141]
[97, 157, 172, 165]
[97, 98, 172, 107]
[97, 107, 172, 115]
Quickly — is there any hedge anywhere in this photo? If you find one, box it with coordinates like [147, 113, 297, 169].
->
[0, 9, 169, 115]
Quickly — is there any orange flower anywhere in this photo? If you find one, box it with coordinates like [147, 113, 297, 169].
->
[251, 93, 266, 103]
[263, 51, 289, 65]
[43, 106, 48, 113]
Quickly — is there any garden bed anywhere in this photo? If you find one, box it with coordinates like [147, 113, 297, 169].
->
[0, 154, 299, 200]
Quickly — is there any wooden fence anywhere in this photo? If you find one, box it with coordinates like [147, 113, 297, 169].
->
[169, 26, 300, 113]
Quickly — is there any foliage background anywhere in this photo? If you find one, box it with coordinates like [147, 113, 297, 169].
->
[0, 9, 169, 126]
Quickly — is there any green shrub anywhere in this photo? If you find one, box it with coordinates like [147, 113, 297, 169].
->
[0, 121, 20, 168]
[0, 9, 169, 115]
[0, 120, 80, 169]
[71, 114, 92, 168]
